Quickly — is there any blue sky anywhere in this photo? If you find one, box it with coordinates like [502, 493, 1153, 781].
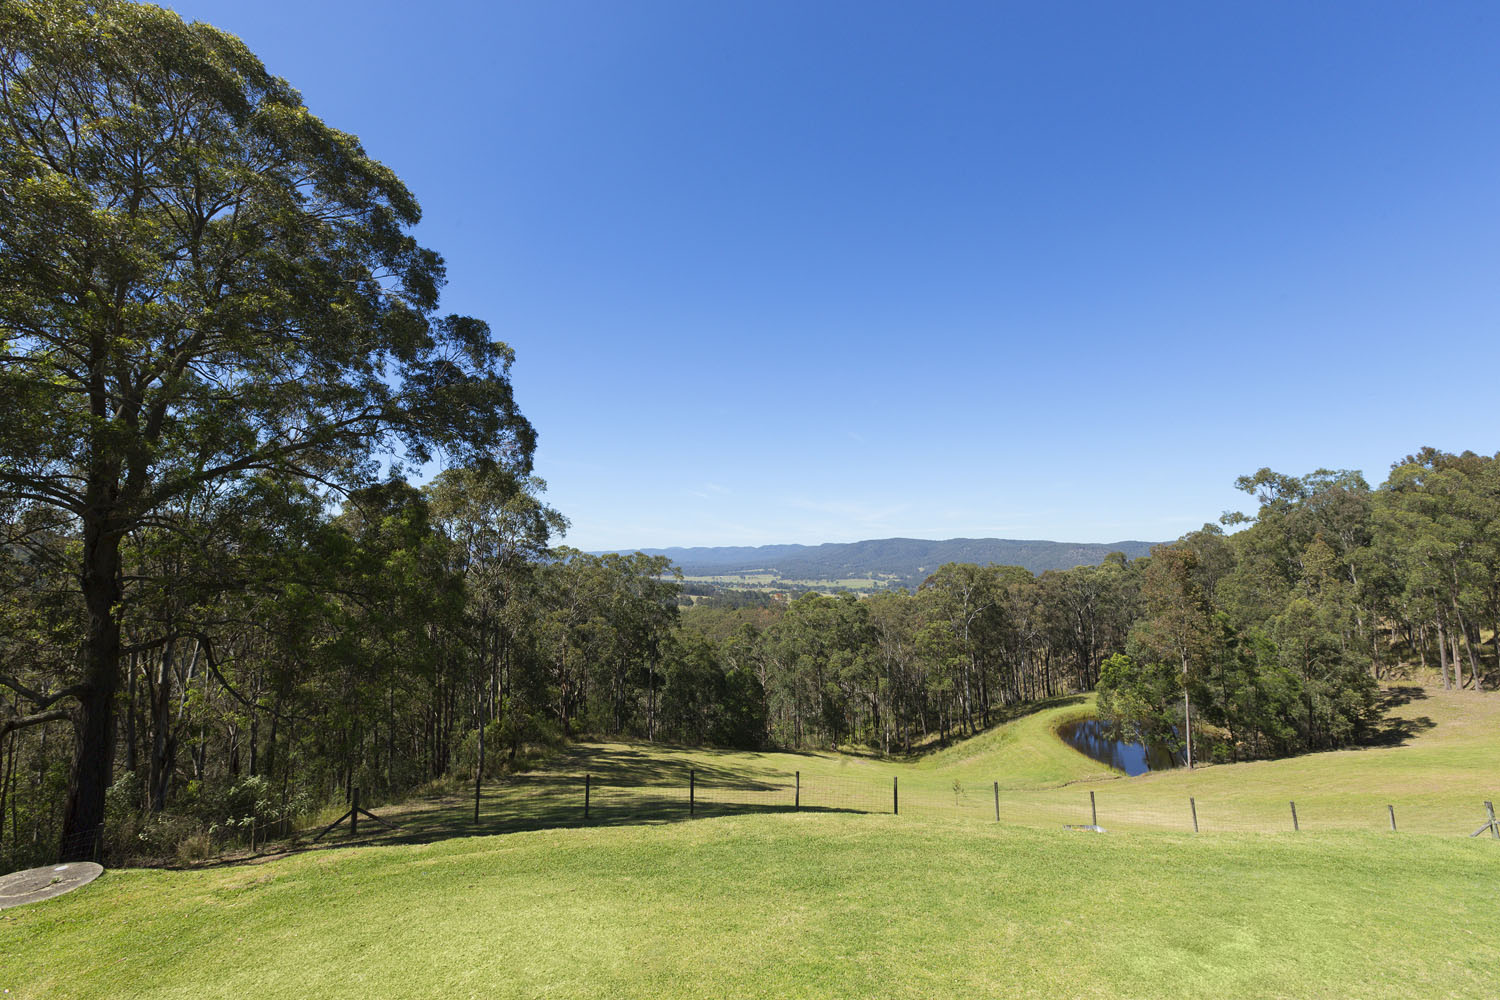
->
[170, 1, 1500, 550]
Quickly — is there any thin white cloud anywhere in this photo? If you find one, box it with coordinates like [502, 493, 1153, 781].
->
[785, 497, 912, 526]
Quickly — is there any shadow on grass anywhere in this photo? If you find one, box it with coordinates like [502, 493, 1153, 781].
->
[195, 771, 868, 869]
[1379, 685, 1429, 708]
[196, 696, 1090, 869]
[540, 744, 789, 788]
[1352, 685, 1436, 748]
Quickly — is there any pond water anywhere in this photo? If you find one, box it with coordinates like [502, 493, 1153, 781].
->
[1056, 717, 1183, 776]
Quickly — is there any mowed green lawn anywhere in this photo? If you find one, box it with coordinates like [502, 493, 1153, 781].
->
[3, 685, 1498, 998]
[2, 816, 1496, 999]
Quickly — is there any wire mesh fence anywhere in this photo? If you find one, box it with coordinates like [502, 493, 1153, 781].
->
[48, 778, 1500, 866]
[54, 823, 104, 863]
[149, 765, 1494, 862]
[461, 769, 1500, 840]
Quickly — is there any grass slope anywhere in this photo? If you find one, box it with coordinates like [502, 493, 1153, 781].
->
[4, 685, 1497, 998]
[436, 686, 1498, 837]
[3, 817, 1496, 999]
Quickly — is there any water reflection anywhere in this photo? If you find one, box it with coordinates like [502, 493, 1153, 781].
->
[1056, 717, 1183, 776]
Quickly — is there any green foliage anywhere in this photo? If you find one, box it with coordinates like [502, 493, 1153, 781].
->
[1096, 653, 1181, 749]
[0, 0, 537, 856]
[660, 635, 767, 748]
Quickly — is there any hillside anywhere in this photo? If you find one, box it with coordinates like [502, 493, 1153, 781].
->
[607, 536, 1157, 588]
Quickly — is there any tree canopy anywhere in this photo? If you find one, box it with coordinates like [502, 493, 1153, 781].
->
[0, 0, 533, 858]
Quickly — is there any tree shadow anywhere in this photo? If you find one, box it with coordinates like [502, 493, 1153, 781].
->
[187, 696, 1089, 870]
[1379, 685, 1429, 709]
[188, 769, 867, 869]
[541, 744, 790, 788]
[1365, 713, 1436, 747]
[1363, 685, 1436, 747]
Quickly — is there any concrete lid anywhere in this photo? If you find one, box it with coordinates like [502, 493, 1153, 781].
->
[0, 862, 104, 911]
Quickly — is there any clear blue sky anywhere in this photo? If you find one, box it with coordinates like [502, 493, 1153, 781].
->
[170, 1, 1499, 550]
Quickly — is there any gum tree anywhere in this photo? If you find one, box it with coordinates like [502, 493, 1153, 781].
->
[0, 1, 534, 858]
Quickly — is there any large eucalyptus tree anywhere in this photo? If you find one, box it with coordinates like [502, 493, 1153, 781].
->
[0, 1, 534, 857]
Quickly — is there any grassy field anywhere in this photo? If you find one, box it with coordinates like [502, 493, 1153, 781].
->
[4, 817, 1496, 999]
[357, 685, 1498, 839]
[680, 572, 898, 593]
[3, 685, 1498, 998]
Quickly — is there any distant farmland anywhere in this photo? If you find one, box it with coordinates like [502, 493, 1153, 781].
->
[608, 536, 1158, 592]
[679, 570, 904, 596]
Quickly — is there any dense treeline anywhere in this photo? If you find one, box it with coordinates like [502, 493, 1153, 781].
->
[675, 558, 1141, 753]
[680, 452, 1495, 769]
[7, 448, 1500, 869]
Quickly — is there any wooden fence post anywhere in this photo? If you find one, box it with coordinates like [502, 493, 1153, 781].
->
[585, 774, 591, 821]
[1290, 801, 1298, 832]
[1468, 802, 1500, 838]
[1190, 797, 1198, 833]
[993, 781, 999, 822]
[1387, 804, 1395, 832]
[893, 776, 899, 816]
[312, 785, 394, 843]
[1090, 790, 1097, 828]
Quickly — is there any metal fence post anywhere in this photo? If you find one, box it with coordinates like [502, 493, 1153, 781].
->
[1090, 790, 1097, 828]
[351, 787, 359, 838]
[585, 773, 591, 821]
[993, 781, 999, 822]
[1290, 801, 1298, 832]
[893, 776, 898, 816]
[1190, 797, 1198, 833]
[795, 771, 800, 811]
[1387, 804, 1395, 832]
[690, 769, 695, 817]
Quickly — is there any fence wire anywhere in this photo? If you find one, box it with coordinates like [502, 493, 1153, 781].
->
[462, 769, 1499, 840]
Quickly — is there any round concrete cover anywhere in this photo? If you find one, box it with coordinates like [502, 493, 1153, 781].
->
[0, 862, 104, 911]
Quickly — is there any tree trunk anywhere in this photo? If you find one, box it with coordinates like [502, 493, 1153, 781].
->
[1181, 652, 1194, 769]
[1450, 623, 1463, 692]
[148, 641, 176, 812]
[1459, 616, 1481, 691]
[1436, 616, 1451, 690]
[124, 651, 138, 776]
[59, 521, 123, 861]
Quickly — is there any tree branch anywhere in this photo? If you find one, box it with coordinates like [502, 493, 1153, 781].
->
[0, 707, 74, 738]
[0, 674, 87, 710]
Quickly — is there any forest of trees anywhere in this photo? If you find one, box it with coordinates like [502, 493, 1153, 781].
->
[2, 4, 1497, 872]
[6, 444, 1499, 869]
[677, 453, 1497, 762]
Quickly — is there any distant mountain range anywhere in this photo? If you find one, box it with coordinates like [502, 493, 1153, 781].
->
[602, 537, 1158, 589]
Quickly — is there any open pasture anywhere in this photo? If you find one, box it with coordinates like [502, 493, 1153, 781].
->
[3, 685, 1496, 999]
